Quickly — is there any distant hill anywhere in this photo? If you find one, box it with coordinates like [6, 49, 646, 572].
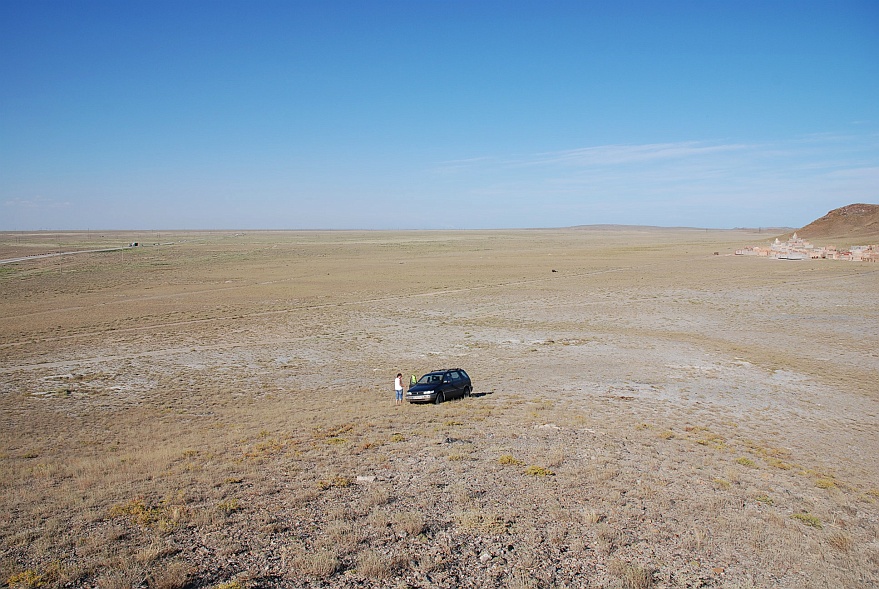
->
[785, 203, 879, 244]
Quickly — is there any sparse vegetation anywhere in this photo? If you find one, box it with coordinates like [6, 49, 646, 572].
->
[815, 477, 837, 489]
[791, 513, 823, 529]
[498, 454, 524, 466]
[1, 229, 876, 588]
[356, 549, 395, 579]
[524, 465, 554, 476]
[391, 511, 424, 536]
[609, 559, 654, 589]
[289, 549, 339, 578]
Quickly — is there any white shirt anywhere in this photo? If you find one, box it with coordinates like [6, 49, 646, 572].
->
[394, 376, 403, 391]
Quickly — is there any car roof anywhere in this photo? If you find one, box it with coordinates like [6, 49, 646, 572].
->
[425, 368, 464, 374]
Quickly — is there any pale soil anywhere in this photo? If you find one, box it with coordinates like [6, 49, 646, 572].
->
[1, 229, 877, 589]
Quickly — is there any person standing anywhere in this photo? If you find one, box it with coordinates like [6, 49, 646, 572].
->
[394, 373, 404, 405]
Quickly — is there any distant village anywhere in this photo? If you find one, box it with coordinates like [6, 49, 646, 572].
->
[736, 233, 878, 261]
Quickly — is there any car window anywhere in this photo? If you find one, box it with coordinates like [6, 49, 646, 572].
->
[449, 371, 461, 381]
[417, 374, 442, 385]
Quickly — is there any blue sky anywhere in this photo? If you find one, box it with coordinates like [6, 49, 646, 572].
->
[1, 1, 877, 230]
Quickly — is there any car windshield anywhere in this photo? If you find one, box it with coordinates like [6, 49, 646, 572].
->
[417, 373, 444, 385]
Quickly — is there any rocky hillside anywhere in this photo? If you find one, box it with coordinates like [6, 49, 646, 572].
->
[789, 203, 879, 243]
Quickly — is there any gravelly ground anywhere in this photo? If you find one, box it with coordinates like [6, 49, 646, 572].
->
[1, 229, 877, 589]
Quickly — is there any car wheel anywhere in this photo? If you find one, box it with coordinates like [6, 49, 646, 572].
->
[434, 391, 444, 405]
[464, 385, 471, 397]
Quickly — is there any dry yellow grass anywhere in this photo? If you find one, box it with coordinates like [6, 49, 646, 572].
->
[1, 228, 877, 588]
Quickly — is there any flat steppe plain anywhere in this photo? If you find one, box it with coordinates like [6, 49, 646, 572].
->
[1, 229, 877, 589]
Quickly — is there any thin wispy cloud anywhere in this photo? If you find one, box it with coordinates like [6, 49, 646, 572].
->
[530, 141, 751, 167]
[423, 133, 879, 228]
[4, 196, 71, 209]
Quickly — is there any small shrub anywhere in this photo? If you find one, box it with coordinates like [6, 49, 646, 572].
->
[109, 498, 163, 527]
[696, 432, 726, 450]
[356, 549, 394, 579]
[95, 563, 144, 589]
[609, 559, 653, 589]
[827, 532, 853, 552]
[455, 508, 506, 533]
[390, 433, 405, 443]
[815, 477, 836, 489]
[594, 523, 621, 553]
[582, 508, 604, 524]
[736, 457, 756, 467]
[244, 437, 285, 459]
[217, 498, 240, 514]
[363, 485, 391, 507]
[498, 454, 524, 466]
[712, 478, 731, 489]
[7, 569, 44, 589]
[791, 513, 822, 529]
[148, 561, 191, 589]
[317, 475, 352, 490]
[755, 494, 773, 505]
[392, 511, 424, 536]
[320, 520, 361, 552]
[508, 571, 539, 589]
[291, 550, 339, 578]
[524, 465, 554, 476]
[765, 457, 792, 470]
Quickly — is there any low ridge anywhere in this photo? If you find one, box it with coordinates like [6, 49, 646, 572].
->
[788, 203, 879, 244]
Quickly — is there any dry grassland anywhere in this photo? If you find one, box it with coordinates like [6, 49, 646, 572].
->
[1, 229, 877, 589]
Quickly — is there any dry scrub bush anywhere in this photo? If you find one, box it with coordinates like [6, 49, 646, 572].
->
[392, 511, 425, 536]
[609, 559, 654, 589]
[815, 477, 837, 489]
[362, 484, 391, 508]
[135, 542, 175, 565]
[356, 549, 396, 579]
[594, 523, 622, 554]
[96, 562, 146, 589]
[455, 508, 506, 534]
[318, 520, 362, 552]
[7, 569, 44, 589]
[581, 508, 604, 524]
[524, 465, 554, 476]
[827, 531, 853, 552]
[791, 513, 823, 529]
[317, 474, 352, 490]
[546, 447, 566, 467]
[327, 506, 353, 521]
[148, 560, 192, 589]
[507, 571, 539, 589]
[290, 549, 339, 578]
[499, 454, 524, 466]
